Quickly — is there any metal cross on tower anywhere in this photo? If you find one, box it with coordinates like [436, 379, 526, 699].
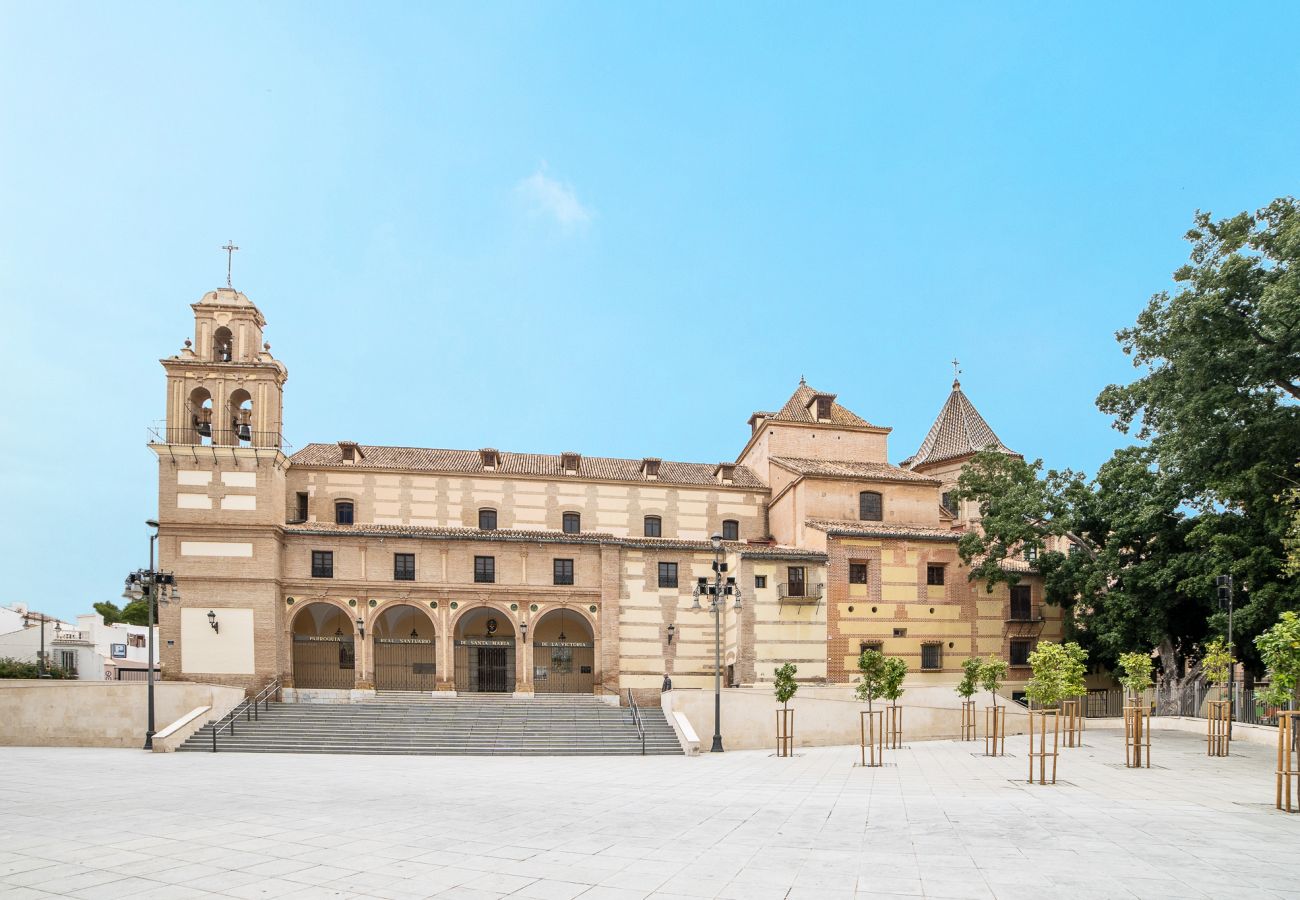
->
[221, 240, 239, 288]
[951, 357, 962, 385]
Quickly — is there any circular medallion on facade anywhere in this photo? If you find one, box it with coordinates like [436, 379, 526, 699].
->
[369, 599, 377, 607]
[430, 601, 438, 608]
[348, 598, 357, 607]
[286, 597, 295, 605]
[450, 601, 458, 609]
[486, 618, 498, 635]
[588, 605, 597, 613]
[510, 603, 518, 611]
[530, 604, 538, 612]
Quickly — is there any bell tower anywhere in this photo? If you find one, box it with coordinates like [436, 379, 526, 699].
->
[160, 288, 287, 447]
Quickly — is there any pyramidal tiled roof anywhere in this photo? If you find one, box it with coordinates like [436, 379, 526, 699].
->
[902, 380, 1016, 469]
[758, 382, 876, 428]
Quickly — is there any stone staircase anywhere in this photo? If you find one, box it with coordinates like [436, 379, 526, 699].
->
[180, 693, 683, 756]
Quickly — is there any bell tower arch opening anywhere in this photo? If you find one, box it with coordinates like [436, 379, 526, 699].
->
[187, 386, 214, 444]
[227, 388, 254, 445]
[212, 325, 233, 362]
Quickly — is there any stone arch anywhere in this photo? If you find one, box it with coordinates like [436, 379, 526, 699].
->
[213, 325, 233, 361]
[451, 602, 519, 693]
[372, 601, 437, 639]
[289, 600, 356, 690]
[188, 386, 214, 443]
[227, 387, 253, 445]
[531, 604, 597, 694]
[371, 601, 438, 692]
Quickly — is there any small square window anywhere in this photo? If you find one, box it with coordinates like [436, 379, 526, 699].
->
[860, 641, 883, 654]
[754, 575, 767, 589]
[892, 627, 907, 638]
[562, 512, 581, 534]
[658, 562, 678, 588]
[311, 550, 333, 578]
[474, 556, 495, 583]
[393, 553, 415, 581]
[849, 563, 869, 585]
[927, 565, 945, 586]
[721, 519, 739, 541]
[921, 643, 942, 670]
[479, 508, 497, 530]
[553, 558, 574, 586]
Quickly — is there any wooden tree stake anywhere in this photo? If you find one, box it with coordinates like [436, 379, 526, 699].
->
[1027, 708, 1059, 784]
[1207, 699, 1231, 757]
[860, 709, 884, 767]
[885, 704, 903, 749]
[984, 705, 1005, 757]
[960, 700, 976, 741]
[775, 708, 795, 757]
[1277, 711, 1300, 813]
[1123, 703, 1151, 768]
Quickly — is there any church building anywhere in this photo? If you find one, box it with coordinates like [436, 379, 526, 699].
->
[151, 286, 1064, 702]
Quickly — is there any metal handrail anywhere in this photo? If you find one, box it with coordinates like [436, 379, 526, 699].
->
[626, 689, 646, 756]
[777, 582, 825, 601]
[211, 679, 280, 752]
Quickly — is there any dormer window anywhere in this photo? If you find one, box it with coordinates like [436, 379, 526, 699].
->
[561, 452, 581, 475]
[747, 413, 769, 436]
[562, 512, 581, 534]
[641, 457, 661, 480]
[338, 441, 363, 463]
[715, 463, 736, 485]
[335, 500, 354, 525]
[806, 392, 836, 422]
[479, 448, 500, 471]
[859, 491, 883, 522]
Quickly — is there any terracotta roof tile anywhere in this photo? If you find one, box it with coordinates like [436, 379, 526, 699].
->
[902, 381, 1016, 469]
[754, 383, 876, 428]
[771, 457, 940, 484]
[805, 518, 961, 542]
[289, 444, 765, 489]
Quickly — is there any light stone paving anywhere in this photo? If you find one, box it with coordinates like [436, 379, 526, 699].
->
[2, 726, 1299, 900]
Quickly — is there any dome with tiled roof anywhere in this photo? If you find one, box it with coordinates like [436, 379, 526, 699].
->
[902, 379, 1016, 469]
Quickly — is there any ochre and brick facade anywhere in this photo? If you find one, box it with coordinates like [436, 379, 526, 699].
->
[153, 287, 1064, 701]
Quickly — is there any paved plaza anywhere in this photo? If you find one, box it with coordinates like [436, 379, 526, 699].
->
[2, 726, 1298, 900]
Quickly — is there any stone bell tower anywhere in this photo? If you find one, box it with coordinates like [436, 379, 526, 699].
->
[160, 288, 287, 447]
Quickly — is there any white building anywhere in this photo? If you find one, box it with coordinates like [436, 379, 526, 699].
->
[0, 604, 157, 679]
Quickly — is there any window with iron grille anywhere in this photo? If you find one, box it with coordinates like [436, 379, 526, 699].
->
[921, 643, 942, 670]
[859, 491, 883, 521]
[941, 491, 956, 513]
[926, 564, 945, 586]
[849, 563, 869, 585]
[1010, 639, 1032, 666]
[335, 500, 354, 525]
[1024, 545, 1038, 561]
[394, 553, 415, 581]
[553, 558, 574, 585]
[658, 562, 678, 588]
[562, 512, 581, 534]
[311, 550, 333, 578]
[479, 508, 497, 530]
[644, 515, 662, 538]
[754, 575, 767, 589]
[722, 519, 739, 541]
[474, 556, 495, 583]
[1010, 584, 1032, 620]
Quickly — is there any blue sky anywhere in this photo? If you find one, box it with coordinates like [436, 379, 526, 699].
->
[2, 2, 1298, 619]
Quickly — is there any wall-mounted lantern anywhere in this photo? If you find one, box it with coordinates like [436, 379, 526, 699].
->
[355, 616, 365, 640]
[207, 610, 219, 634]
[667, 623, 676, 645]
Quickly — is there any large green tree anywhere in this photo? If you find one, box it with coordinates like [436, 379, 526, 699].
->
[957, 198, 1300, 678]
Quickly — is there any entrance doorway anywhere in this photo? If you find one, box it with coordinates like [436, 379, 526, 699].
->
[291, 603, 356, 690]
[373, 604, 437, 691]
[532, 608, 595, 694]
[453, 608, 516, 693]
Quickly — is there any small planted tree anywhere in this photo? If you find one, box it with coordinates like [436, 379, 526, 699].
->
[979, 658, 1008, 756]
[881, 656, 908, 749]
[957, 657, 981, 740]
[1202, 638, 1236, 757]
[1255, 613, 1300, 810]
[856, 649, 887, 766]
[1117, 651, 1155, 768]
[773, 662, 798, 757]
[1025, 643, 1078, 784]
[1060, 641, 1090, 746]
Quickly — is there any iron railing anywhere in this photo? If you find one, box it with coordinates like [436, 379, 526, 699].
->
[1081, 681, 1290, 726]
[1007, 603, 1043, 623]
[626, 689, 646, 756]
[778, 582, 824, 601]
[148, 423, 290, 451]
[211, 679, 280, 752]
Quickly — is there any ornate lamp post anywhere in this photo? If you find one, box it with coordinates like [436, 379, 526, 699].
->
[692, 532, 742, 753]
[122, 520, 180, 750]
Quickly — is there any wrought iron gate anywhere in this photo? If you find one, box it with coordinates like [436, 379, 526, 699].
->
[453, 640, 515, 693]
[374, 638, 437, 691]
[292, 635, 355, 689]
[533, 642, 595, 694]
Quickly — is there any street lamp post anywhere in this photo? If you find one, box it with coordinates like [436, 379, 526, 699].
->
[123, 520, 180, 750]
[1216, 574, 1234, 740]
[692, 532, 742, 753]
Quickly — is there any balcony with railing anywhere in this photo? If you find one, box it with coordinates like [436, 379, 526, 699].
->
[1005, 602, 1046, 634]
[148, 421, 290, 453]
[778, 581, 824, 612]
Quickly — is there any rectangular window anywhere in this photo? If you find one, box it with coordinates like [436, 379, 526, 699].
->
[849, 563, 869, 585]
[941, 491, 956, 513]
[58, 650, 77, 675]
[335, 501, 354, 525]
[474, 556, 495, 583]
[1010, 584, 1032, 621]
[1024, 545, 1038, 562]
[1010, 639, 1032, 666]
[721, 519, 739, 541]
[859, 491, 883, 521]
[926, 564, 945, 586]
[644, 516, 662, 538]
[921, 643, 942, 670]
[311, 550, 333, 578]
[754, 575, 767, 589]
[859, 640, 883, 654]
[394, 553, 415, 581]
[787, 566, 806, 597]
[479, 508, 497, 530]
[553, 558, 574, 586]
[893, 627, 907, 638]
[658, 562, 678, 588]
[562, 512, 581, 534]
[295, 492, 308, 522]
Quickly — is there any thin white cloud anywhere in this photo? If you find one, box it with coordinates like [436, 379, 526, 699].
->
[515, 165, 593, 229]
